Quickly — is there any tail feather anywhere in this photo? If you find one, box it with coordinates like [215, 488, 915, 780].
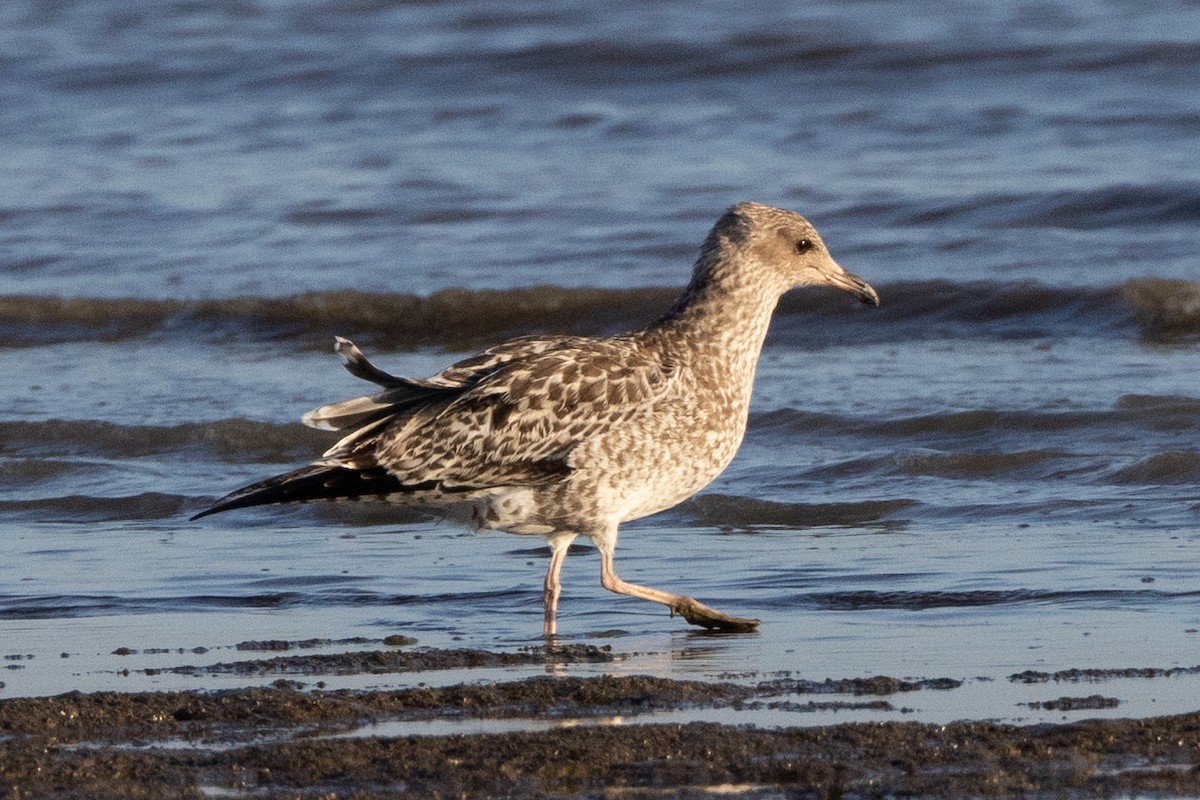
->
[333, 336, 407, 388]
[300, 338, 457, 432]
[190, 464, 407, 520]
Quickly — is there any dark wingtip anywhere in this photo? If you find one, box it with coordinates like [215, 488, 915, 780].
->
[186, 466, 334, 522]
[188, 464, 412, 523]
[188, 493, 259, 521]
[189, 503, 228, 521]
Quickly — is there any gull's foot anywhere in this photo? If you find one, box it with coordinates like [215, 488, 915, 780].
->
[670, 596, 760, 632]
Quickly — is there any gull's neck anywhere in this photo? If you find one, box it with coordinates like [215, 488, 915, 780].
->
[641, 250, 783, 385]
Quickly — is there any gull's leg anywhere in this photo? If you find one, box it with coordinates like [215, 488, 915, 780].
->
[593, 526, 759, 632]
[543, 533, 576, 637]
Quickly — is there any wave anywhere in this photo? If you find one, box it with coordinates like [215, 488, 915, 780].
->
[0, 481, 908, 530]
[2, 278, 1198, 351]
[797, 450, 1085, 482]
[841, 183, 1200, 230]
[1105, 452, 1200, 486]
[0, 287, 676, 351]
[804, 587, 1200, 612]
[1123, 279, 1200, 341]
[6, 583, 1197, 624]
[0, 592, 311, 620]
[5, 394, 1199, 470]
[0, 418, 320, 462]
[0, 458, 81, 486]
[677, 494, 915, 530]
[39, 27, 1196, 94]
[756, 393, 1200, 441]
[0, 492, 188, 523]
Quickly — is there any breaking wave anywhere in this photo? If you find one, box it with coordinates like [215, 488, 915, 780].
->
[752, 394, 1200, 443]
[0, 418, 321, 462]
[677, 494, 915, 530]
[6, 395, 1198, 466]
[2, 278, 1198, 351]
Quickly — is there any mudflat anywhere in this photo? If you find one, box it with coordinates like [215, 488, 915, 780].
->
[4, 644, 1200, 799]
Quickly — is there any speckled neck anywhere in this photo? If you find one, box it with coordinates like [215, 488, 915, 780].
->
[653, 238, 780, 338]
[640, 248, 782, 405]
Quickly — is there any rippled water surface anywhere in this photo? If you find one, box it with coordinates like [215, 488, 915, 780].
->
[2, 0, 1199, 723]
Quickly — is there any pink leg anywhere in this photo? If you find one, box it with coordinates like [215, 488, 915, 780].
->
[594, 526, 759, 632]
[543, 533, 576, 636]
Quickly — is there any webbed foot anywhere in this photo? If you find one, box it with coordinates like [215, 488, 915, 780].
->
[669, 596, 760, 632]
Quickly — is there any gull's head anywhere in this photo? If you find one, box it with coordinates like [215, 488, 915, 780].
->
[702, 201, 880, 306]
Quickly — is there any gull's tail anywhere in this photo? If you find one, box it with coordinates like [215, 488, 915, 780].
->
[190, 464, 406, 520]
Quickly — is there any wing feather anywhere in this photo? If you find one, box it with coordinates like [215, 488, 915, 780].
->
[303, 334, 590, 431]
[374, 337, 675, 490]
[306, 336, 676, 493]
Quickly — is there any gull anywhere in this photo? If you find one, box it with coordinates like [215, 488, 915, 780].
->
[191, 202, 879, 635]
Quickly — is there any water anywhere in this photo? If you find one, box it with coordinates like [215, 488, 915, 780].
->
[2, 0, 1200, 724]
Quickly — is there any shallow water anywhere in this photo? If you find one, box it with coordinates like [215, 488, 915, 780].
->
[2, 0, 1199, 725]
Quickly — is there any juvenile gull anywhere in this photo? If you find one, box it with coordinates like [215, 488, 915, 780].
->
[192, 202, 879, 634]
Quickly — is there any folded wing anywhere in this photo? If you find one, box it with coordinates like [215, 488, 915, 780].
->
[192, 334, 675, 519]
[315, 335, 676, 493]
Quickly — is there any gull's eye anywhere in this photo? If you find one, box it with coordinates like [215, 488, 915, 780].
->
[794, 238, 814, 254]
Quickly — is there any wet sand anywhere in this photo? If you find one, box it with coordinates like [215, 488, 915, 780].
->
[4, 644, 1200, 798]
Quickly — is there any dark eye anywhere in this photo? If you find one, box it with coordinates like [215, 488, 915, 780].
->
[794, 238, 814, 254]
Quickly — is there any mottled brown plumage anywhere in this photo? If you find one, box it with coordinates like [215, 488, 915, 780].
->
[192, 202, 879, 634]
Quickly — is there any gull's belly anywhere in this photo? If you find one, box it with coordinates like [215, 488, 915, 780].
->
[473, 400, 749, 536]
[616, 433, 743, 521]
[581, 399, 750, 523]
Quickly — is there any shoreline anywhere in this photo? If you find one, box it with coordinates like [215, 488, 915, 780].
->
[5, 644, 1200, 798]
